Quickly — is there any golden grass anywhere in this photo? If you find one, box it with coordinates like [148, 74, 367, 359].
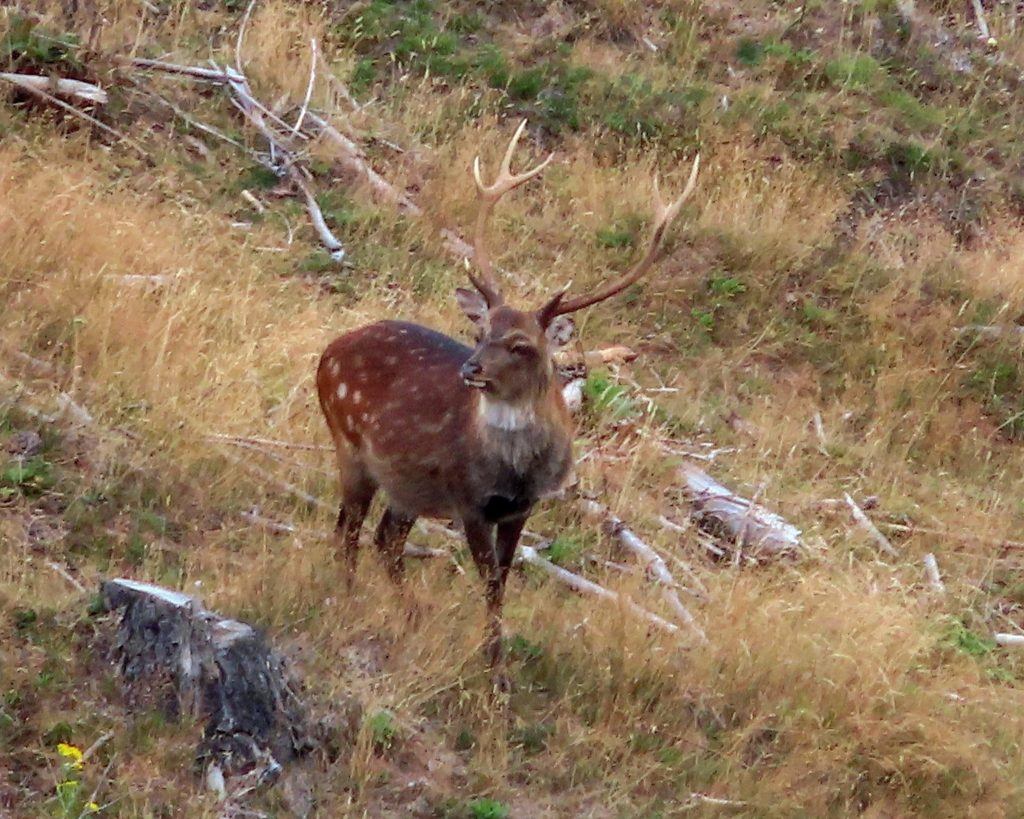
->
[5, 0, 1024, 814]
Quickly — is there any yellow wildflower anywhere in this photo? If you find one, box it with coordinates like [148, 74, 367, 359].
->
[87, 801, 100, 813]
[56, 742, 84, 770]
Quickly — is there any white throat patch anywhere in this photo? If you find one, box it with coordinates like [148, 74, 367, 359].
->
[479, 397, 535, 431]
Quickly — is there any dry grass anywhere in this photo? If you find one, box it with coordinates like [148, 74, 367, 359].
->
[5, 0, 1024, 815]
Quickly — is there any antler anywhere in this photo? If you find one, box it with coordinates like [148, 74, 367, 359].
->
[469, 119, 554, 307]
[538, 154, 700, 322]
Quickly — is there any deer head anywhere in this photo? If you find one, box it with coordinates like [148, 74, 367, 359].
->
[455, 120, 700, 405]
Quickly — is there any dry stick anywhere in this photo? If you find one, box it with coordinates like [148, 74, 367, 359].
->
[129, 57, 476, 262]
[221, 68, 346, 262]
[923, 552, 946, 593]
[46, 561, 86, 593]
[292, 38, 318, 137]
[876, 521, 1024, 550]
[222, 450, 330, 511]
[417, 520, 681, 636]
[579, 499, 707, 642]
[0, 72, 107, 104]
[995, 633, 1024, 648]
[970, 0, 992, 40]
[844, 493, 899, 558]
[518, 544, 683, 637]
[206, 433, 332, 452]
[0, 74, 147, 157]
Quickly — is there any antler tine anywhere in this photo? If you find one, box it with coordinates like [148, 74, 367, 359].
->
[468, 119, 554, 305]
[542, 154, 700, 319]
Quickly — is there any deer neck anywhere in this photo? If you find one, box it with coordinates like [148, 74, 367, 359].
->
[477, 395, 538, 432]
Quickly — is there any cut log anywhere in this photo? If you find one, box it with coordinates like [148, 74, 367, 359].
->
[101, 578, 317, 781]
[679, 464, 801, 556]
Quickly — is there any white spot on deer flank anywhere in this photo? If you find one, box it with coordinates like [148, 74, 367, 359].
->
[336, 382, 348, 400]
[328, 359, 340, 377]
[353, 390, 362, 404]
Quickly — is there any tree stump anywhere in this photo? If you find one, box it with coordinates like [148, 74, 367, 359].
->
[102, 578, 316, 783]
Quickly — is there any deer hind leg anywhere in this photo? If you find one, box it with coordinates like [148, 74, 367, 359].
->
[334, 460, 376, 584]
[374, 506, 416, 585]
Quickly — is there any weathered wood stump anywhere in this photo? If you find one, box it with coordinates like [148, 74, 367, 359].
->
[101, 578, 316, 783]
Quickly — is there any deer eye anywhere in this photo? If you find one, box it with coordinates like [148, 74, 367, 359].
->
[509, 342, 533, 356]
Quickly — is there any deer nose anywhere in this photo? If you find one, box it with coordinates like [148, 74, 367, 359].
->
[460, 359, 483, 380]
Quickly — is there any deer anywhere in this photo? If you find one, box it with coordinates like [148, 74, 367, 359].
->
[316, 120, 699, 687]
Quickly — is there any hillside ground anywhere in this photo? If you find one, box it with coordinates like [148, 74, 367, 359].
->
[5, 0, 1024, 815]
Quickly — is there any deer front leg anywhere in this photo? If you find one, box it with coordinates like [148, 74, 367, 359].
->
[462, 517, 507, 678]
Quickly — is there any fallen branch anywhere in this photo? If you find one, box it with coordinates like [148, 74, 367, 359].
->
[995, 633, 1024, 648]
[844, 493, 898, 558]
[579, 499, 706, 642]
[46, 560, 87, 593]
[206, 433, 333, 452]
[680, 464, 801, 556]
[0, 72, 107, 104]
[518, 544, 684, 637]
[1, 73, 146, 156]
[923, 553, 945, 593]
[970, 0, 992, 41]
[875, 521, 1024, 550]
[132, 43, 344, 263]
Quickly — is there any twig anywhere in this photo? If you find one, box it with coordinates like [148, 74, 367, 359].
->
[518, 544, 684, 637]
[290, 168, 345, 261]
[970, 0, 992, 41]
[995, 633, 1024, 648]
[205, 433, 332, 452]
[0, 72, 107, 104]
[292, 38, 318, 138]
[923, 553, 945, 594]
[844, 493, 899, 558]
[222, 451, 330, 511]
[874, 521, 1024, 550]
[1, 74, 147, 157]
[240, 507, 297, 535]
[580, 499, 706, 642]
[46, 561, 86, 593]
[81, 731, 114, 762]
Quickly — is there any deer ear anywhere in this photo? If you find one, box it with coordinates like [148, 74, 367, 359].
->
[456, 288, 489, 330]
[545, 315, 575, 348]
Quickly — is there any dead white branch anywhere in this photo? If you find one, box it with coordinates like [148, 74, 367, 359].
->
[956, 324, 1024, 338]
[970, 0, 992, 41]
[579, 499, 706, 642]
[844, 493, 898, 558]
[518, 544, 683, 637]
[1, 73, 146, 156]
[923, 552, 945, 593]
[680, 464, 801, 556]
[46, 560, 87, 593]
[995, 633, 1024, 648]
[875, 521, 1024, 550]
[292, 38, 318, 137]
[206, 433, 333, 452]
[0, 72, 107, 104]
